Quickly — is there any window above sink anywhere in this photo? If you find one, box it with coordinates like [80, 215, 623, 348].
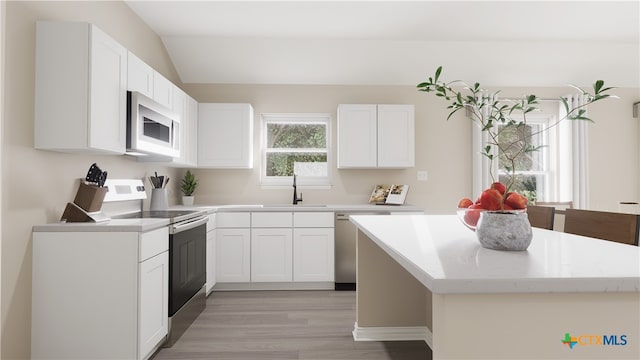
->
[260, 113, 332, 189]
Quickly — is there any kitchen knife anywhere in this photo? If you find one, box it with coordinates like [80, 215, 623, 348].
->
[85, 163, 103, 185]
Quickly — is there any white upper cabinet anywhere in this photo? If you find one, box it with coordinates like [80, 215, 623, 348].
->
[127, 51, 173, 109]
[126, 51, 154, 98]
[166, 87, 198, 167]
[153, 72, 173, 109]
[184, 94, 199, 166]
[337, 104, 415, 168]
[35, 21, 127, 154]
[198, 103, 254, 168]
[377, 104, 415, 168]
[337, 104, 378, 168]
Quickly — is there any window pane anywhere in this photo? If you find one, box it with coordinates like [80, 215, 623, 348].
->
[499, 173, 546, 203]
[498, 123, 544, 172]
[267, 123, 326, 148]
[266, 152, 328, 177]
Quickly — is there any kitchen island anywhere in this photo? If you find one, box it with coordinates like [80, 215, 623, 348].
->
[351, 214, 640, 360]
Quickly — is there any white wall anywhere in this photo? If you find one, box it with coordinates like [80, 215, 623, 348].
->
[1, 2, 184, 358]
[0, 0, 5, 355]
[185, 84, 639, 214]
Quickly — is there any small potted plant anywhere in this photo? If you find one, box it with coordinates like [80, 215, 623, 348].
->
[180, 170, 198, 206]
[417, 66, 614, 250]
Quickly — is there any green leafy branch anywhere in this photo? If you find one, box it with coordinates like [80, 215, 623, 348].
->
[417, 66, 615, 202]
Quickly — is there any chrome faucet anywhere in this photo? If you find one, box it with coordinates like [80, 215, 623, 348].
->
[292, 174, 303, 205]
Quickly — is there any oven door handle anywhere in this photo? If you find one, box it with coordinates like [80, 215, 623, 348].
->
[170, 215, 209, 234]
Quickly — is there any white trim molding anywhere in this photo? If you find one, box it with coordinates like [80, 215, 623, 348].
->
[352, 322, 433, 350]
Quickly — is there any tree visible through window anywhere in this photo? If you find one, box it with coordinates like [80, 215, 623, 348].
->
[262, 114, 331, 186]
[496, 115, 555, 204]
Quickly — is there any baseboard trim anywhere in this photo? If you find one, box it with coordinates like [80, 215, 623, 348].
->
[352, 322, 433, 349]
[212, 281, 334, 291]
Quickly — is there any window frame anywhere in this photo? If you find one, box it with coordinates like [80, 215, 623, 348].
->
[260, 113, 332, 189]
[494, 114, 557, 202]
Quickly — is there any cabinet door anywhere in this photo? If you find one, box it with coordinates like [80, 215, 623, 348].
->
[293, 228, 334, 282]
[138, 252, 168, 360]
[377, 104, 415, 168]
[88, 25, 127, 154]
[171, 87, 189, 165]
[216, 229, 251, 282]
[251, 228, 293, 282]
[198, 103, 254, 168]
[153, 71, 173, 109]
[127, 51, 154, 98]
[337, 104, 377, 168]
[206, 225, 216, 294]
[35, 22, 126, 154]
[185, 95, 199, 166]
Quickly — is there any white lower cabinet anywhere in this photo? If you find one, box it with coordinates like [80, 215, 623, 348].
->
[293, 228, 335, 282]
[205, 214, 217, 294]
[251, 228, 293, 282]
[215, 212, 251, 283]
[31, 227, 169, 360]
[216, 228, 251, 282]
[293, 212, 335, 282]
[213, 211, 334, 289]
[138, 251, 169, 359]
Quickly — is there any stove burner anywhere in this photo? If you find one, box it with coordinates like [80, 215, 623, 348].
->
[115, 210, 204, 223]
[139, 210, 199, 219]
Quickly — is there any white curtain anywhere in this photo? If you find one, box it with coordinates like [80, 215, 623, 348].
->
[471, 92, 497, 200]
[560, 94, 590, 209]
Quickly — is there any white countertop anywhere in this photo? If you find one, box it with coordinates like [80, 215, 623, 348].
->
[350, 214, 640, 294]
[177, 203, 423, 213]
[32, 218, 169, 233]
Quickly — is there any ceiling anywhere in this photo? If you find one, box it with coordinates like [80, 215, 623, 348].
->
[124, 1, 640, 87]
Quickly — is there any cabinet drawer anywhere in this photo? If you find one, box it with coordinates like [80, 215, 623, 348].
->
[293, 212, 334, 228]
[140, 227, 169, 262]
[252, 212, 292, 228]
[217, 212, 251, 228]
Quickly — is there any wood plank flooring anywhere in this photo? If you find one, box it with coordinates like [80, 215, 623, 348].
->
[153, 290, 432, 360]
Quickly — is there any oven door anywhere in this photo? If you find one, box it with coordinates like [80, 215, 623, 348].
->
[168, 217, 207, 316]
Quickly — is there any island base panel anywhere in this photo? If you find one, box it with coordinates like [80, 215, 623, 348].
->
[432, 292, 639, 359]
[356, 229, 431, 329]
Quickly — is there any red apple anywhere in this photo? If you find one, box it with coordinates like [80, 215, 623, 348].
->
[464, 204, 483, 227]
[479, 189, 503, 211]
[457, 197, 473, 208]
[504, 192, 528, 210]
[491, 182, 507, 195]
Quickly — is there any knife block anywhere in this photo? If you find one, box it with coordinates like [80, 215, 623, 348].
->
[73, 183, 108, 212]
[61, 183, 109, 222]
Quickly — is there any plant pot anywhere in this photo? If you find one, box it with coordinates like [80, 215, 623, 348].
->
[182, 196, 194, 206]
[475, 211, 532, 251]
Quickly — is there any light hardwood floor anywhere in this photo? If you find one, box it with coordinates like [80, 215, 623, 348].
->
[153, 290, 432, 360]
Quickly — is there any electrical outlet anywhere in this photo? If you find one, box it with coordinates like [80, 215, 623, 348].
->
[417, 170, 428, 181]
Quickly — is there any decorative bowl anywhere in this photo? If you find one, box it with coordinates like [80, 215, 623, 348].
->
[457, 207, 486, 231]
[457, 207, 528, 231]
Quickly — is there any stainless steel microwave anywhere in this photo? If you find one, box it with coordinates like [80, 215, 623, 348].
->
[126, 91, 180, 158]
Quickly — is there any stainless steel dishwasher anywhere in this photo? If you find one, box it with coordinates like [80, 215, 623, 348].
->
[335, 211, 390, 290]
